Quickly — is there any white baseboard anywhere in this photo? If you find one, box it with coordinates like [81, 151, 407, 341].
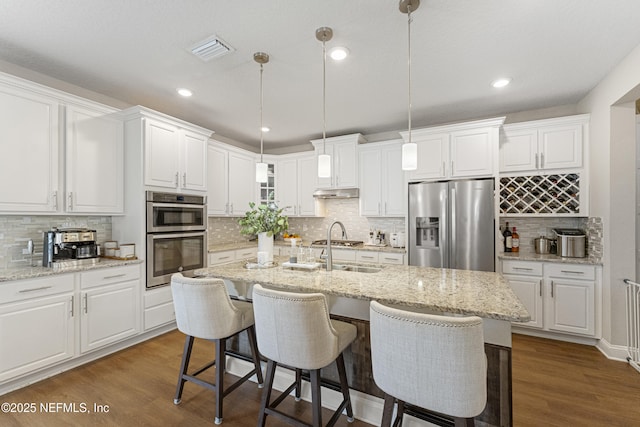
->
[596, 338, 630, 362]
[225, 357, 438, 427]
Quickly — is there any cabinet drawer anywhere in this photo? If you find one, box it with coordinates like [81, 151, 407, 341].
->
[80, 264, 140, 289]
[502, 260, 542, 276]
[356, 251, 379, 264]
[145, 285, 173, 308]
[209, 250, 235, 265]
[545, 263, 595, 280]
[332, 249, 357, 262]
[0, 274, 74, 304]
[379, 253, 404, 265]
[145, 302, 176, 330]
[235, 248, 256, 260]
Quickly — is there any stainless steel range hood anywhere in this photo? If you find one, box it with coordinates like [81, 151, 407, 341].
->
[312, 188, 359, 199]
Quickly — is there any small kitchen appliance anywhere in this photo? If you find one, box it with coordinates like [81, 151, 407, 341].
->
[42, 228, 99, 267]
[553, 228, 586, 258]
[534, 236, 556, 254]
[390, 232, 406, 248]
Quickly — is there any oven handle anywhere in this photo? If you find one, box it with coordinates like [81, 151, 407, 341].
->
[148, 231, 207, 240]
[147, 202, 206, 209]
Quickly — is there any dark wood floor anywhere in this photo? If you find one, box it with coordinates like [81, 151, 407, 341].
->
[2, 330, 640, 426]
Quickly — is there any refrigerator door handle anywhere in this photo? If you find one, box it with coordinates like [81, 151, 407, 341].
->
[450, 187, 456, 269]
[440, 188, 448, 268]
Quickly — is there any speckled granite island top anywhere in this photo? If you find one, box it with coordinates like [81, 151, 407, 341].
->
[195, 256, 530, 322]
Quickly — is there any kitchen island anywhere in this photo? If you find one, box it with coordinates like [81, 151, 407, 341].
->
[195, 257, 529, 427]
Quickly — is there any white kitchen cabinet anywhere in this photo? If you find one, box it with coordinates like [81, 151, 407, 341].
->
[144, 116, 209, 192]
[276, 152, 322, 217]
[500, 115, 588, 173]
[144, 285, 175, 331]
[402, 117, 504, 181]
[207, 140, 255, 216]
[502, 260, 598, 339]
[209, 250, 237, 265]
[79, 265, 141, 353]
[0, 77, 60, 212]
[0, 274, 75, 382]
[359, 141, 404, 217]
[356, 251, 405, 265]
[65, 103, 124, 213]
[311, 133, 365, 189]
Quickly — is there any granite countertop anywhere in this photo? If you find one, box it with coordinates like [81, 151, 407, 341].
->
[195, 256, 529, 322]
[499, 251, 602, 265]
[208, 241, 406, 254]
[0, 258, 144, 283]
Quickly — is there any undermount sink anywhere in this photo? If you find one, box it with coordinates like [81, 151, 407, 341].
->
[325, 263, 382, 273]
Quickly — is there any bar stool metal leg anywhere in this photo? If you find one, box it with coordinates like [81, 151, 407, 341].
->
[295, 369, 303, 401]
[381, 393, 395, 427]
[174, 335, 195, 404]
[336, 353, 354, 422]
[215, 338, 226, 425]
[246, 326, 264, 387]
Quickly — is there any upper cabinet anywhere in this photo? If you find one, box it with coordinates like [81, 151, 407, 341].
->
[207, 140, 255, 216]
[500, 114, 588, 173]
[65, 103, 124, 214]
[311, 133, 365, 189]
[0, 72, 124, 214]
[402, 117, 504, 181]
[359, 141, 404, 217]
[276, 152, 323, 217]
[138, 110, 209, 193]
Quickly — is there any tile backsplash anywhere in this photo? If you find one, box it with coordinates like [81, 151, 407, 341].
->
[0, 216, 112, 269]
[208, 199, 406, 246]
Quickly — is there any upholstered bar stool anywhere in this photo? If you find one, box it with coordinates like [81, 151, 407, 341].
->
[170, 273, 264, 425]
[369, 301, 487, 427]
[251, 284, 357, 427]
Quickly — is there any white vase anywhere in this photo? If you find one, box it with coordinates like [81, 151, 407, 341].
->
[257, 232, 274, 264]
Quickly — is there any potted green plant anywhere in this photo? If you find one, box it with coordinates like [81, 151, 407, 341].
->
[238, 201, 289, 263]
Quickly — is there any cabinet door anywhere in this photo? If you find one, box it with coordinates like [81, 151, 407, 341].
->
[538, 123, 583, 170]
[381, 145, 404, 216]
[144, 118, 180, 189]
[334, 142, 358, 188]
[0, 86, 60, 212]
[506, 275, 543, 329]
[65, 104, 124, 213]
[181, 130, 208, 192]
[0, 294, 74, 382]
[450, 127, 494, 177]
[499, 128, 538, 172]
[297, 155, 318, 216]
[407, 133, 448, 180]
[547, 278, 595, 336]
[207, 144, 229, 216]
[276, 158, 298, 216]
[228, 152, 255, 215]
[359, 149, 382, 216]
[81, 281, 140, 353]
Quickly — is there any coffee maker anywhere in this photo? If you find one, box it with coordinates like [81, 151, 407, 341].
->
[42, 228, 99, 267]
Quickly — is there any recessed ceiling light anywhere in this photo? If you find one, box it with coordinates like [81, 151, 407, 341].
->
[492, 78, 511, 88]
[329, 46, 349, 61]
[261, 126, 270, 132]
[177, 88, 193, 97]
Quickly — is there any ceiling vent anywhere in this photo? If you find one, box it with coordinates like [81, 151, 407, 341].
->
[190, 35, 234, 61]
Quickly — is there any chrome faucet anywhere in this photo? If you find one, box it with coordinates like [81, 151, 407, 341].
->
[326, 220, 348, 271]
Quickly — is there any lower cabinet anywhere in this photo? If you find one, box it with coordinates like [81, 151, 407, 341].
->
[0, 275, 75, 382]
[144, 285, 176, 331]
[502, 260, 598, 338]
[209, 247, 258, 266]
[79, 265, 141, 353]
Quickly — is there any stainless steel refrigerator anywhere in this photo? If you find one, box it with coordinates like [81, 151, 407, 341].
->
[408, 179, 495, 271]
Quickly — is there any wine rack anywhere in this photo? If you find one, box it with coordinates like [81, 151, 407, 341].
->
[500, 173, 581, 215]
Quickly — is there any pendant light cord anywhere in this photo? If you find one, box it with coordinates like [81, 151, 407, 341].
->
[407, 5, 413, 144]
[322, 38, 327, 155]
[259, 62, 264, 163]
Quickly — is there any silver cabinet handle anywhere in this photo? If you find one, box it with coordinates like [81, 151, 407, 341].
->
[535, 153, 539, 169]
[70, 295, 74, 318]
[103, 273, 126, 280]
[230, 203, 233, 214]
[539, 279, 542, 297]
[52, 191, 58, 210]
[514, 267, 533, 271]
[384, 202, 387, 215]
[378, 202, 381, 215]
[550, 280, 554, 297]
[175, 172, 179, 187]
[360, 255, 375, 259]
[183, 172, 187, 187]
[19, 286, 52, 293]
[540, 152, 545, 168]
[83, 293, 88, 314]
[442, 161, 445, 176]
[560, 270, 584, 275]
[451, 161, 454, 175]
[67, 192, 73, 211]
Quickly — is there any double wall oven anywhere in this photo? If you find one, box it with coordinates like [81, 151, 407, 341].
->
[146, 191, 207, 288]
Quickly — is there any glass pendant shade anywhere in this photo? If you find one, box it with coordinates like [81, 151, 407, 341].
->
[401, 142, 418, 170]
[255, 161, 268, 183]
[318, 153, 331, 178]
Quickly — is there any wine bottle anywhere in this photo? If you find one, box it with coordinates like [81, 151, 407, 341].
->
[503, 222, 512, 252]
[512, 227, 520, 253]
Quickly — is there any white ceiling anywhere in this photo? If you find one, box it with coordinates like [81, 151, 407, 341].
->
[2, 0, 640, 151]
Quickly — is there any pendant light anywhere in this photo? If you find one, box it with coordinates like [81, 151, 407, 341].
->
[254, 52, 269, 183]
[316, 27, 332, 178]
[400, 0, 419, 170]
